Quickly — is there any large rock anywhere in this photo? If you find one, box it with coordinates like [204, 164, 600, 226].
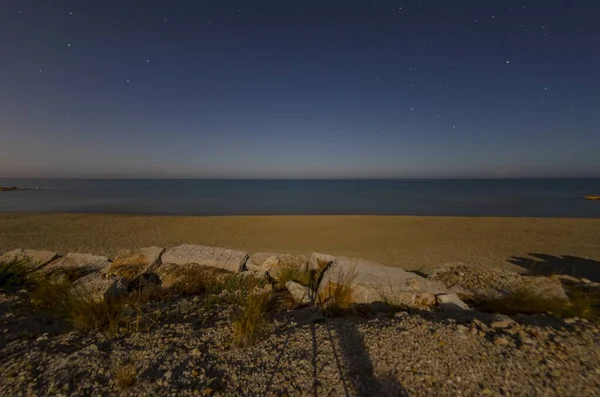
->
[0, 249, 58, 271]
[104, 247, 165, 279]
[286, 281, 313, 305]
[317, 256, 451, 308]
[308, 252, 336, 271]
[43, 253, 111, 279]
[246, 252, 308, 272]
[71, 273, 128, 303]
[161, 244, 248, 273]
[436, 292, 471, 311]
[247, 252, 309, 282]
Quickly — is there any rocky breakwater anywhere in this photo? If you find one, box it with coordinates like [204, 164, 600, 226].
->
[1, 244, 470, 312]
[4, 244, 588, 314]
[0, 186, 40, 191]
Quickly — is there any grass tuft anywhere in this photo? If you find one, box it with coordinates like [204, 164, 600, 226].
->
[113, 362, 137, 389]
[0, 260, 31, 287]
[29, 276, 161, 337]
[274, 267, 312, 289]
[318, 265, 357, 317]
[205, 273, 270, 304]
[232, 292, 271, 347]
[159, 265, 233, 297]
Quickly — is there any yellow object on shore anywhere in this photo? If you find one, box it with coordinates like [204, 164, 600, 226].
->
[585, 196, 600, 200]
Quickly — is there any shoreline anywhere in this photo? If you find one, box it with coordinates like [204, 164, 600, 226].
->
[2, 213, 600, 279]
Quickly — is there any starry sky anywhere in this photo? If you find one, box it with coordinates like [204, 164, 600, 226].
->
[1, 0, 599, 179]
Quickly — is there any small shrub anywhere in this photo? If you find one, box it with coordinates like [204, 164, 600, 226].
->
[114, 362, 137, 389]
[232, 292, 271, 347]
[0, 260, 30, 287]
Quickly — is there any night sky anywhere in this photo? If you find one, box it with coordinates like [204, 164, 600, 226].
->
[1, 0, 599, 179]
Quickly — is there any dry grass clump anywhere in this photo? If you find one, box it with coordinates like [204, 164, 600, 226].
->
[318, 266, 357, 317]
[205, 273, 271, 304]
[29, 276, 161, 337]
[0, 260, 30, 287]
[108, 254, 153, 280]
[231, 292, 272, 347]
[478, 286, 599, 322]
[159, 265, 231, 296]
[28, 276, 74, 316]
[274, 266, 312, 290]
[113, 362, 137, 389]
[73, 291, 162, 337]
[111, 254, 148, 268]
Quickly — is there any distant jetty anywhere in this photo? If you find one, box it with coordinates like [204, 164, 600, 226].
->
[585, 196, 600, 201]
[0, 186, 40, 192]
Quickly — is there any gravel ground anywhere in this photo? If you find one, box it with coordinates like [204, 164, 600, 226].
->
[2, 290, 599, 397]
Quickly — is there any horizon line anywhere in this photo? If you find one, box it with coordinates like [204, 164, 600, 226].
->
[1, 177, 599, 181]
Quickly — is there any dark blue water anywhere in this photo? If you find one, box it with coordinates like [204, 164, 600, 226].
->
[0, 179, 599, 218]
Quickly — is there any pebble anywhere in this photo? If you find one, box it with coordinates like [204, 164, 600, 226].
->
[190, 348, 202, 358]
[490, 314, 514, 329]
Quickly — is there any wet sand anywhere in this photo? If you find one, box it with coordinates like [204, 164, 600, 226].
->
[1, 214, 600, 278]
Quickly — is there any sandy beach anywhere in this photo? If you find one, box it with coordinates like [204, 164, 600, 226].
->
[1, 213, 599, 278]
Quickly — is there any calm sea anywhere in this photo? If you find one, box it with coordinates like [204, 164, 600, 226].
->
[0, 179, 599, 218]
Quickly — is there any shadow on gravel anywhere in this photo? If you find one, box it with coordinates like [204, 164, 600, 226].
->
[329, 320, 409, 397]
[508, 253, 600, 282]
[267, 299, 580, 397]
[265, 309, 409, 396]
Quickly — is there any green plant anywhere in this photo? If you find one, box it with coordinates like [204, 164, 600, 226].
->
[231, 292, 271, 347]
[0, 260, 30, 287]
